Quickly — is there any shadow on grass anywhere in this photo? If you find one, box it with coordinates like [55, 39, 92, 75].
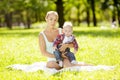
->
[51, 71, 78, 77]
[74, 30, 120, 38]
[0, 29, 120, 38]
[0, 29, 40, 37]
[0, 32, 39, 36]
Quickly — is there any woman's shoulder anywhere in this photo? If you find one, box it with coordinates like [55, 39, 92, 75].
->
[39, 30, 45, 35]
[38, 31, 46, 43]
[39, 30, 45, 38]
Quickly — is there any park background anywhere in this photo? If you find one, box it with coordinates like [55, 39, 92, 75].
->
[0, 0, 120, 80]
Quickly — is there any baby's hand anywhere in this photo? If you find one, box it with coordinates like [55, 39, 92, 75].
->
[74, 50, 77, 54]
[61, 53, 68, 59]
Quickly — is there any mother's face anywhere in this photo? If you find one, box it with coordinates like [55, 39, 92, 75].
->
[46, 14, 58, 27]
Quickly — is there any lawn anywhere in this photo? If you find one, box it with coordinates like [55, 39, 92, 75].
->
[0, 26, 120, 80]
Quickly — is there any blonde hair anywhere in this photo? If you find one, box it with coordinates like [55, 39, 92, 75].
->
[63, 22, 73, 28]
[45, 11, 58, 19]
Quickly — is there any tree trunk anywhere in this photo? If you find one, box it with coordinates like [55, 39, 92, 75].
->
[77, 5, 81, 26]
[35, 11, 38, 22]
[0, 18, 2, 27]
[55, 0, 65, 28]
[86, 8, 90, 27]
[86, 0, 90, 27]
[91, 0, 97, 27]
[117, 9, 120, 27]
[113, 0, 120, 27]
[112, 10, 116, 23]
[5, 12, 12, 29]
[27, 16, 31, 29]
[26, 10, 31, 29]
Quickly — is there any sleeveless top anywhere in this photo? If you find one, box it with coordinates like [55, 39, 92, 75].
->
[40, 28, 62, 61]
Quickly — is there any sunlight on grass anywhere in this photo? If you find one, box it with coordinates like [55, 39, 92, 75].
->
[0, 27, 120, 80]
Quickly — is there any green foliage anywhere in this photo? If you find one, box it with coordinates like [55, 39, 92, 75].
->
[0, 26, 120, 80]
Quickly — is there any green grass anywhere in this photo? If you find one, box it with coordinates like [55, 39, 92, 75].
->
[0, 27, 120, 80]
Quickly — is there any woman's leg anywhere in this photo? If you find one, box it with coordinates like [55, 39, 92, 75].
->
[65, 52, 76, 62]
[46, 61, 62, 70]
[63, 58, 74, 68]
[63, 58, 93, 68]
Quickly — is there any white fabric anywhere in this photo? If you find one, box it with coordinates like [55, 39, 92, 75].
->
[6, 62, 115, 75]
[62, 36, 73, 44]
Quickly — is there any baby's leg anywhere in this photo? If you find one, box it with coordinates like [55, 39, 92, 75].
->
[65, 51, 78, 64]
[65, 51, 76, 62]
[53, 49, 63, 67]
[53, 49, 62, 61]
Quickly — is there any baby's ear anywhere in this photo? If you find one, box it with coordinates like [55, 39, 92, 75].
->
[72, 30, 73, 33]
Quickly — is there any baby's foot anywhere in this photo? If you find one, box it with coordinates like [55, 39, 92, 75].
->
[71, 60, 78, 64]
[59, 61, 63, 67]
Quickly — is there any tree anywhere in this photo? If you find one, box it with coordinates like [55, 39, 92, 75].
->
[0, 0, 25, 29]
[113, 0, 120, 27]
[101, 0, 120, 27]
[55, 0, 65, 28]
[0, 0, 14, 29]
[83, 0, 90, 27]
[90, 0, 97, 26]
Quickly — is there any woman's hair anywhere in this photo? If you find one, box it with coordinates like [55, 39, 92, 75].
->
[63, 22, 73, 28]
[45, 11, 59, 19]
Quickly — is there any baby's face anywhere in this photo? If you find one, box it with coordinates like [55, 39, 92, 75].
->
[63, 26, 73, 37]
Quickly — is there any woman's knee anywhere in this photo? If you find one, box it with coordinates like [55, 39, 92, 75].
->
[46, 61, 54, 68]
[63, 59, 73, 68]
[46, 61, 61, 70]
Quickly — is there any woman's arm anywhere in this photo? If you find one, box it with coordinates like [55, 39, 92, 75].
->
[59, 43, 74, 52]
[39, 34, 55, 58]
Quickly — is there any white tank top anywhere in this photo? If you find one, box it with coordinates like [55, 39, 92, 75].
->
[40, 28, 62, 61]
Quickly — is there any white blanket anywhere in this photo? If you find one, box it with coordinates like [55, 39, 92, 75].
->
[6, 62, 115, 75]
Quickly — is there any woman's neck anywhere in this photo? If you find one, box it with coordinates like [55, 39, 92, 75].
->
[45, 26, 56, 31]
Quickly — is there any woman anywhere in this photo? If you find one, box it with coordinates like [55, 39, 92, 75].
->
[39, 11, 91, 70]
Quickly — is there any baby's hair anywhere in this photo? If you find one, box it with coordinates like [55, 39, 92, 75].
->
[45, 11, 58, 19]
[63, 22, 73, 28]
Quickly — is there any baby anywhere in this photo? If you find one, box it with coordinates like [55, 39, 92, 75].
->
[53, 22, 79, 67]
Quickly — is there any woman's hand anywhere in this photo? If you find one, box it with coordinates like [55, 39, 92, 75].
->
[59, 43, 73, 52]
[59, 44, 68, 52]
[61, 53, 68, 59]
